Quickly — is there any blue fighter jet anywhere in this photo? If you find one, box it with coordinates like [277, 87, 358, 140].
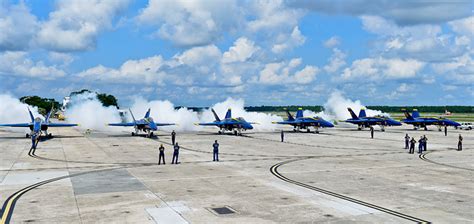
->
[0, 107, 77, 149]
[401, 109, 460, 131]
[275, 108, 334, 133]
[108, 108, 174, 138]
[344, 107, 401, 131]
[197, 108, 254, 135]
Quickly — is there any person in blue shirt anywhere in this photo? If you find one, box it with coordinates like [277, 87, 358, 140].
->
[172, 142, 180, 164]
[213, 140, 219, 162]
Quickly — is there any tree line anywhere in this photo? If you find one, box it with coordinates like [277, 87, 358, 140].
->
[245, 105, 473, 113]
[20, 89, 119, 115]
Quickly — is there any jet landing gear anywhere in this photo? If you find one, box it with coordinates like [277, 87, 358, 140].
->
[233, 129, 243, 136]
[146, 131, 154, 138]
[45, 131, 53, 138]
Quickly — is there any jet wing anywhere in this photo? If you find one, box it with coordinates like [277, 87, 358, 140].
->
[0, 123, 31, 127]
[46, 123, 78, 127]
[196, 122, 220, 126]
[108, 122, 136, 127]
[155, 123, 175, 126]
[275, 121, 298, 125]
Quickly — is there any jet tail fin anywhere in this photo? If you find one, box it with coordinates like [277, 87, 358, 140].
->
[295, 108, 303, 119]
[358, 108, 367, 118]
[225, 108, 232, 119]
[211, 108, 221, 121]
[412, 109, 420, 118]
[347, 108, 358, 119]
[144, 108, 151, 118]
[46, 104, 53, 123]
[27, 107, 34, 122]
[402, 109, 413, 120]
[284, 108, 294, 121]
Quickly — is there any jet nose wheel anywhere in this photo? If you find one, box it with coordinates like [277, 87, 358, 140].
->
[131, 132, 135, 136]
[26, 133, 30, 138]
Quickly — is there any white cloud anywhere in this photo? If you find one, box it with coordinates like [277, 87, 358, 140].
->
[48, 52, 74, 66]
[323, 36, 340, 48]
[449, 16, 474, 36]
[36, 0, 129, 51]
[294, 65, 318, 84]
[431, 53, 474, 84]
[137, 0, 242, 47]
[0, 51, 66, 79]
[258, 58, 318, 85]
[76, 55, 166, 84]
[247, 0, 302, 32]
[340, 57, 425, 81]
[222, 37, 258, 63]
[271, 26, 306, 53]
[174, 45, 221, 67]
[324, 48, 346, 73]
[360, 15, 467, 61]
[0, 2, 38, 51]
[397, 83, 413, 93]
[288, 0, 471, 25]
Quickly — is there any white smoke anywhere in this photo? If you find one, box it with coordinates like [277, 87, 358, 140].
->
[65, 93, 122, 131]
[0, 94, 42, 133]
[321, 91, 387, 121]
[291, 91, 388, 124]
[201, 97, 282, 131]
[129, 98, 200, 132]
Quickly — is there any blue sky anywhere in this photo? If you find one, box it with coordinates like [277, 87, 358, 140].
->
[0, 0, 473, 107]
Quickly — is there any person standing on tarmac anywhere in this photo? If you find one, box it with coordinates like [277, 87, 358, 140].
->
[370, 126, 374, 139]
[458, 134, 463, 151]
[158, 144, 165, 165]
[213, 140, 219, 161]
[404, 134, 410, 149]
[171, 130, 176, 145]
[418, 136, 424, 154]
[423, 135, 428, 151]
[281, 130, 284, 142]
[409, 137, 416, 154]
[444, 126, 448, 136]
[172, 142, 180, 164]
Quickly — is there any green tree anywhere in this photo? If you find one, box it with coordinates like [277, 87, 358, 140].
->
[69, 89, 119, 108]
[96, 93, 118, 107]
[19, 96, 60, 115]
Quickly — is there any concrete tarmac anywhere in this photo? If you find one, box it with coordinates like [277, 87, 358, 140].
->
[0, 125, 472, 223]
